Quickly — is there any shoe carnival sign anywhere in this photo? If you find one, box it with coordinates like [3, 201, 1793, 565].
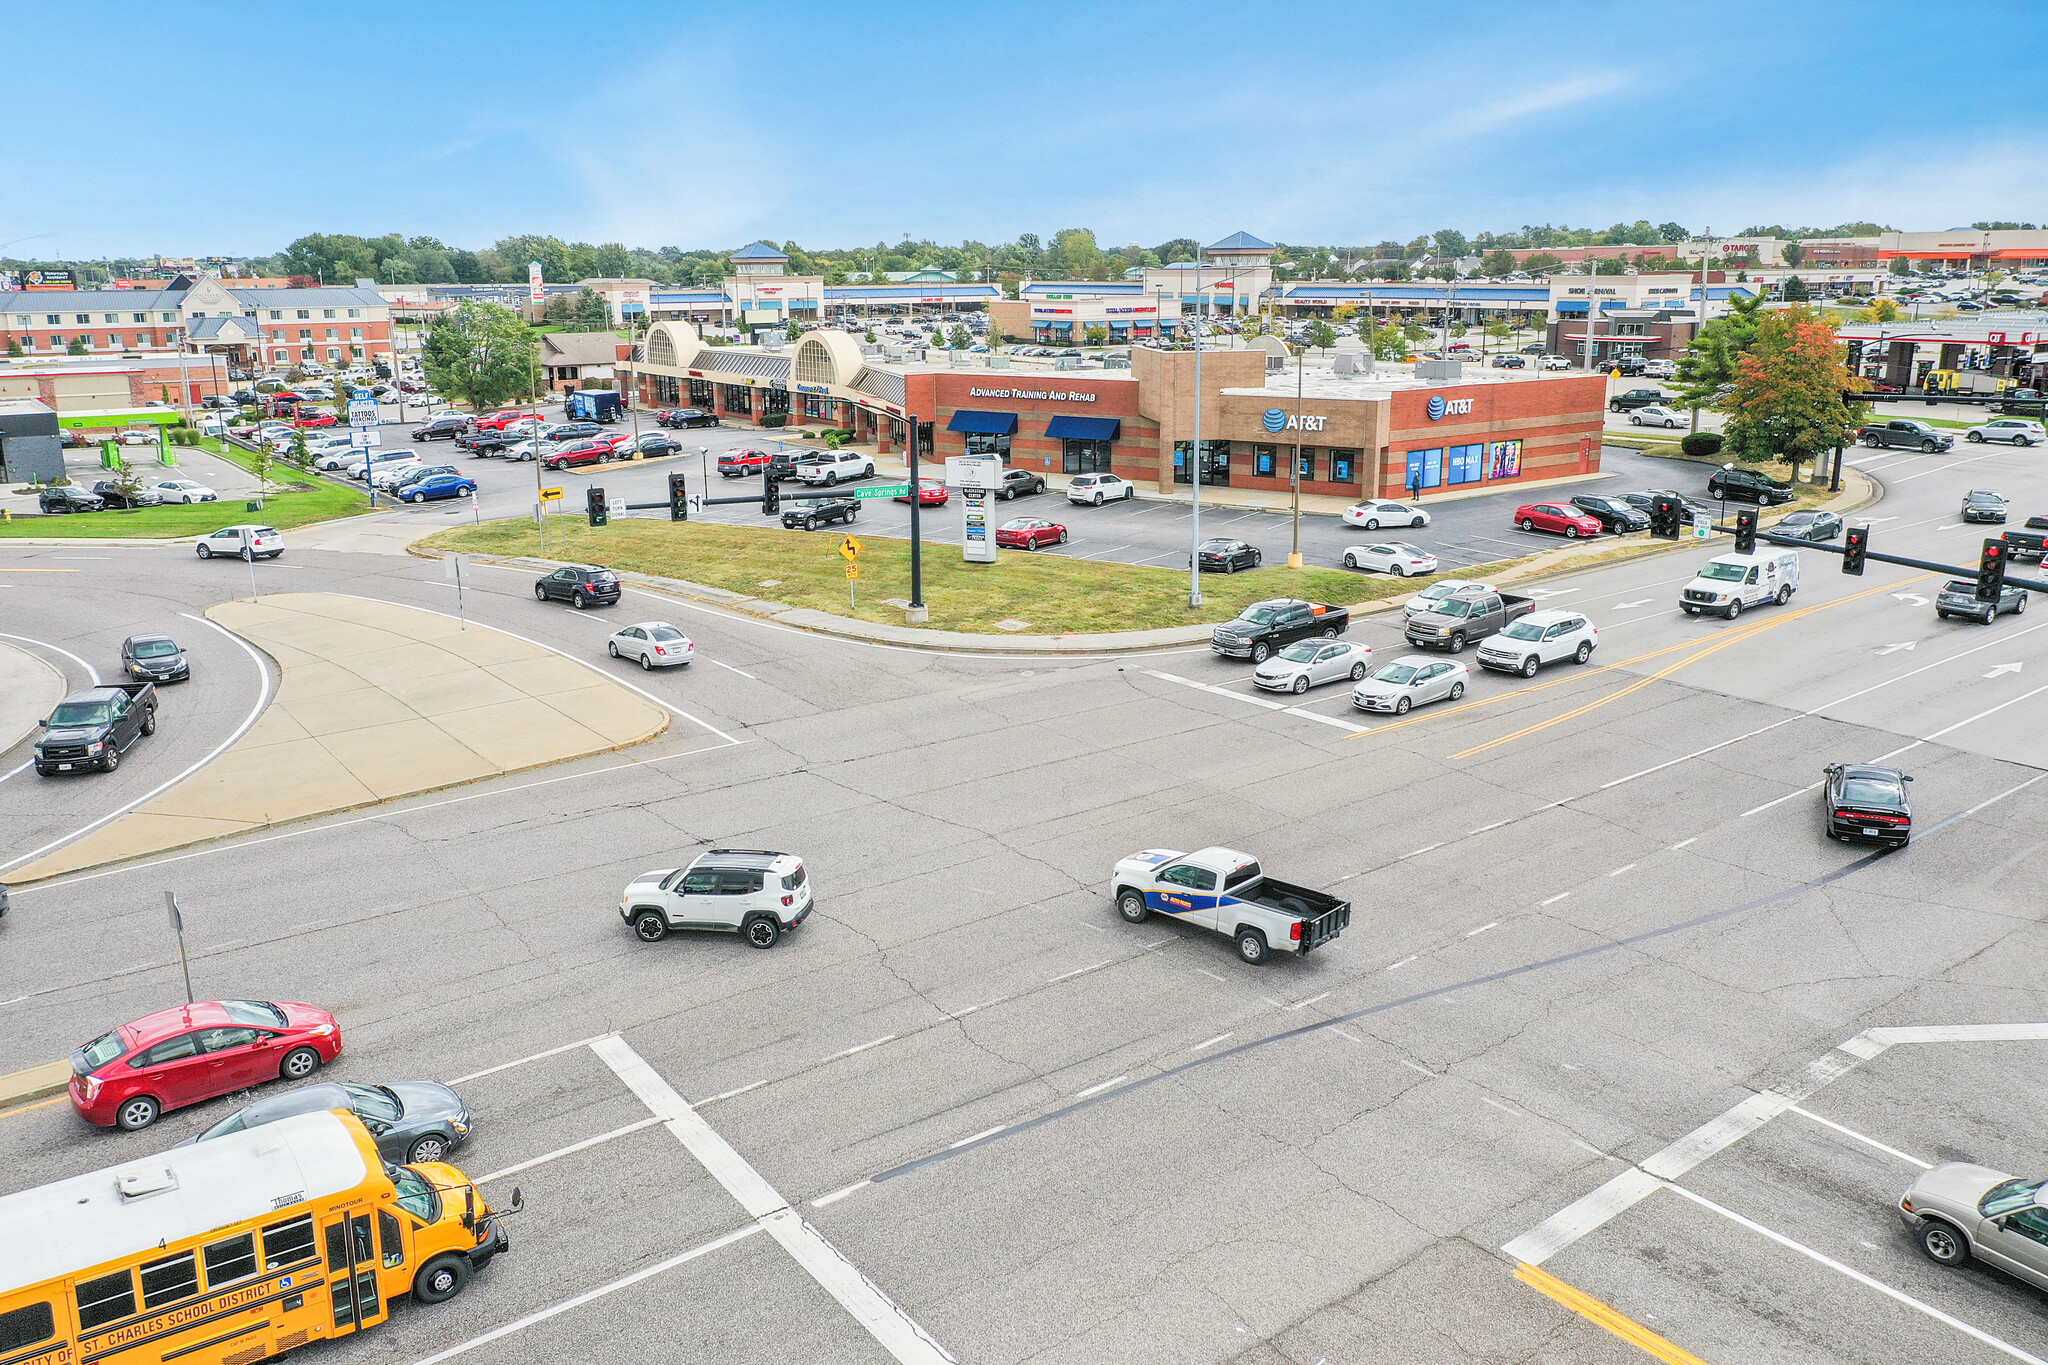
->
[966, 386, 1098, 403]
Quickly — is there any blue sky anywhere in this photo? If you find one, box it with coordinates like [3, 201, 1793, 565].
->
[9, 0, 2045, 260]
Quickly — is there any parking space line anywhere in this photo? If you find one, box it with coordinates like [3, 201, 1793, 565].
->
[1074, 1074, 1128, 1099]
[449, 1033, 617, 1085]
[591, 1036, 955, 1364]
[812, 1180, 871, 1208]
[406, 1223, 765, 1365]
[1784, 1105, 1932, 1168]
[474, 1117, 665, 1184]
[1663, 1183, 2048, 1365]
[1513, 1263, 1709, 1365]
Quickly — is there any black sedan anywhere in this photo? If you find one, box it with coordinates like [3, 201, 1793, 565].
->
[92, 480, 164, 509]
[1822, 763, 1913, 848]
[1707, 465, 1796, 506]
[413, 414, 470, 441]
[38, 486, 104, 514]
[1773, 510, 1843, 541]
[624, 433, 683, 458]
[535, 564, 621, 609]
[183, 1080, 471, 1166]
[122, 634, 190, 682]
[1961, 489, 2009, 524]
[1569, 494, 1650, 533]
[1192, 539, 1262, 573]
[656, 408, 721, 429]
[543, 421, 605, 444]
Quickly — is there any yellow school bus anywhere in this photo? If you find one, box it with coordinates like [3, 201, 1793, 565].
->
[0, 1110, 512, 1365]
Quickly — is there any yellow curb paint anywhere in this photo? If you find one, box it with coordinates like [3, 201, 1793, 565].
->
[0, 1095, 70, 1120]
[0, 1060, 74, 1112]
[1515, 1263, 1710, 1365]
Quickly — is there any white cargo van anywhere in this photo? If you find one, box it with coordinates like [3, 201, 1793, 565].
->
[1680, 549, 1800, 619]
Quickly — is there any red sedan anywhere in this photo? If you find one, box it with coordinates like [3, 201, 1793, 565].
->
[473, 409, 531, 431]
[894, 479, 949, 506]
[997, 517, 1067, 550]
[1515, 502, 1605, 538]
[69, 999, 344, 1131]
[292, 411, 337, 429]
[544, 440, 613, 470]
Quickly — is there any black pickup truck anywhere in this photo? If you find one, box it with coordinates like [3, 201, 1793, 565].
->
[1856, 419, 1953, 452]
[783, 498, 858, 531]
[2002, 518, 2048, 562]
[1210, 598, 1350, 663]
[35, 682, 157, 775]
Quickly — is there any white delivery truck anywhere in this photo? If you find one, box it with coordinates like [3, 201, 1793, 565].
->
[1679, 548, 1800, 619]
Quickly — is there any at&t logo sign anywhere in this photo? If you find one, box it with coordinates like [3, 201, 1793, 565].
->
[1262, 408, 1286, 432]
[1426, 395, 1475, 421]
[1261, 407, 1327, 433]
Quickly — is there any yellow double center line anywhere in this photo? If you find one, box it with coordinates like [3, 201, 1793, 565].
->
[1346, 576, 1932, 759]
[1516, 1263, 1710, 1364]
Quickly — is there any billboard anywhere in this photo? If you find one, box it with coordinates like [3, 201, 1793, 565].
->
[528, 261, 544, 305]
[22, 268, 76, 290]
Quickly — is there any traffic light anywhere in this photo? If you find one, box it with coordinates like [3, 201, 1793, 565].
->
[668, 471, 688, 521]
[1977, 538, 2008, 602]
[586, 486, 608, 528]
[1842, 524, 1868, 575]
[1650, 494, 1681, 540]
[762, 472, 779, 516]
[1733, 508, 1757, 556]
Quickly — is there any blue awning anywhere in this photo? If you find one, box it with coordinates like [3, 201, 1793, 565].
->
[1555, 300, 1589, 314]
[1046, 416, 1121, 441]
[945, 410, 1017, 435]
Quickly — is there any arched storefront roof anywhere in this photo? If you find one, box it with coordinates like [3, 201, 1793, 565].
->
[792, 330, 864, 389]
[641, 321, 703, 370]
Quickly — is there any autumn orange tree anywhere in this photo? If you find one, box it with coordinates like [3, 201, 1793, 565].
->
[1720, 305, 1866, 484]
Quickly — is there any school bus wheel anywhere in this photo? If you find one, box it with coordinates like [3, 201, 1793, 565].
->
[414, 1254, 471, 1304]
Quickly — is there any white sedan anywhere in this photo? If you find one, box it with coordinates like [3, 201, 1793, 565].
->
[1342, 542, 1439, 576]
[1351, 657, 1469, 714]
[1252, 640, 1373, 694]
[151, 479, 217, 504]
[1342, 499, 1430, 530]
[1627, 406, 1685, 429]
[117, 428, 158, 446]
[1965, 419, 2044, 446]
[608, 622, 694, 670]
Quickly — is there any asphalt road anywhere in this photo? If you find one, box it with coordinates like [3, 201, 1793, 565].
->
[3, 421, 2047, 1364]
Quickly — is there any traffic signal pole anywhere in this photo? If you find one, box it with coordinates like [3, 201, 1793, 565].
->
[1727, 523, 2048, 595]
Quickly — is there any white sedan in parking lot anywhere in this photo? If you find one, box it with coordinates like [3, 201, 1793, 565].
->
[1342, 499, 1430, 530]
[1627, 406, 1686, 429]
[1351, 657, 1468, 714]
[150, 479, 218, 503]
[1252, 640, 1373, 693]
[1341, 542, 1438, 576]
[608, 622, 694, 669]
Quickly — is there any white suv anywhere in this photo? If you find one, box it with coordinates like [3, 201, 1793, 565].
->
[1476, 610, 1598, 676]
[798, 452, 875, 486]
[1068, 473, 1135, 505]
[619, 849, 813, 948]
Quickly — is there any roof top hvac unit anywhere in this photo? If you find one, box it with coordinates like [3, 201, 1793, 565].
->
[1333, 354, 1375, 376]
[1415, 358, 1464, 382]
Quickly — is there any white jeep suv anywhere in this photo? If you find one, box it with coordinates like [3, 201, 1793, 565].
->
[619, 849, 812, 948]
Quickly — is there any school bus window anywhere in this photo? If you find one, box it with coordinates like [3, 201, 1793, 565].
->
[140, 1250, 199, 1309]
[391, 1165, 438, 1221]
[0, 1301, 55, 1353]
[262, 1213, 317, 1270]
[325, 1217, 372, 1272]
[379, 1208, 405, 1268]
[76, 1268, 136, 1331]
[204, 1231, 259, 1286]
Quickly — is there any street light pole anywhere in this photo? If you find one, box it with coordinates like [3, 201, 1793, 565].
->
[1288, 342, 1304, 568]
[1189, 245, 1204, 610]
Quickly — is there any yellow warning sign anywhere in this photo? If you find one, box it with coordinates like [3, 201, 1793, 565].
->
[838, 535, 862, 560]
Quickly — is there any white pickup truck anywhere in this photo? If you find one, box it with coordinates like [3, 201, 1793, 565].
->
[798, 452, 876, 486]
[1111, 846, 1350, 965]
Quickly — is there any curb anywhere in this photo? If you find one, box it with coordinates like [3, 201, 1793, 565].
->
[0, 1060, 72, 1113]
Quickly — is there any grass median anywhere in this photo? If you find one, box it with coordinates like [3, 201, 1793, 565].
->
[2, 437, 370, 538]
[422, 515, 1518, 635]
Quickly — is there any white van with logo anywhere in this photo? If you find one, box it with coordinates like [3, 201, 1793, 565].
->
[1680, 549, 1800, 619]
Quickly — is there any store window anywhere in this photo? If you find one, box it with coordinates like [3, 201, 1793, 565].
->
[653, 375, 680, 405]
[1446, 444, 1484, 484]
[1062, 438, 1112, 473]
[326, 348, 341, 362]
[1253, 444, 1277, 477]
[964, 432, 1011, 462]
[1330, 449, 1357, 483]
[1298, 448, 1316, 481]
[718, 384, 753, 413]
[762, 387, 789, 416]
[1404, 447, 1444, 491]
[688, 378, 714, 407]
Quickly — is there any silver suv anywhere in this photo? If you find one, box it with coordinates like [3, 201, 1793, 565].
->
[619, 849, 812, 948]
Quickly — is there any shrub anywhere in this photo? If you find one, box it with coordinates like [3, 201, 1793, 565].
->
[825, 433, 842, 450]
[1680, 432, 1724, 458]
[760, 413, 787, 428]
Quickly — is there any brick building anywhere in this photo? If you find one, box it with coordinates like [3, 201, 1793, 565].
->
[0, 274, 393, 370]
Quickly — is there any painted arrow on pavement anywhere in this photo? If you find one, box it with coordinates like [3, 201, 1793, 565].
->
[1892, 593, 1929, 606]
[1985, 663, 2026, 679]
[1877, 642, 1917, 655]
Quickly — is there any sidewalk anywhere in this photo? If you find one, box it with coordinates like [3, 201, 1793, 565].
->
[0, 640, 64, 754]
[4, 593, 672, 883]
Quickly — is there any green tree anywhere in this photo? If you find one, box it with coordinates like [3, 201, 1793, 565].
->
[4, 338, 19, 357]
[67, 337, 88, 355]
[1857, 298, 1901, 323]
[1305, 320, 1338, 351]
[572, 287, 609, 330]
[864, 328, 877, 344]
[1658, 222, 1689, 243]
[1083, 324, 1109, 346]
[1782, 275, 1810, 301]
[1593, 257, 1627, 275]
[1522, 252, 1564, 274]
[287, 429, 310, 469]
[931, 330, 947, 350]
[1366, 321, 1411, 360]
[786, 320, 802, 341]
[1480, 249, 1517, 277]
[1433, 229, 1471, 260]
[1720, 307, 1864, 483]
[1486, 319, 1512, 349]
[949, 322, 972, 349]
[543, 293, 575, 325]
[1782, 242, 1806, 269]
[1674, 292, 1768, 430]
[422, 303, 537, 414]
[1889, 257, 1911, 277]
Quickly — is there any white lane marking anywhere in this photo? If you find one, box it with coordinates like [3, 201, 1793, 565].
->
[0, 760, 30, 785]
[1665, 1183, 2048, 1365]
[1195, 968, 1227, 982]
[1078, 543, 1133, 561]
[0, 631, 100, 684]
[826, 1034, 897, 1061]
[1955, 771, 2048, 819]
[1785, 1105, 1932, 1168]
[1985, 663, 2025, 679]
[449, 1034, 618, 1085]
[1480, 1096, 1523, 1117]
[812, 1180, 871, 1208]
[700, 1078, 770, 1105]
[1607, 863, 1635, 877]
[1288, 991, 1331, 1010]
[1916, 680, 2048, 744]
[1386, 955, 1418, 970]
[949, 1125, 1006, 1149]
[1079, 921, 1106, 933]
[705, 658, 758, 679]
[1074, 1074, 1129, 1099]
[1191, 1032, 1234, 1051]
[1892, 449, 2013, 484]
[1469, 820, 1509, 834]
[473, 1117, 664, 1183]
[405, 1224, 766, 1365]
[1466, 921, 1499, 937]
[0, 614, 271, 878]
[1741, 782, 1824, 817]
[1141, 667, 1368, 732]
[1503, 1167, 1665, 1264]
[1539, 892, 1570, 906]
[1403, 843, 1444, 859]
[1400, 1059, 1434, 1075]
[1671, 837, 1696, 849]
[333, 593, 741, 745]
[590, 1036, 954, 1364]
[1048, 960, 1112, 983]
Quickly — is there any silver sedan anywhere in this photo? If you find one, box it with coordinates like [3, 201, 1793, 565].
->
[1351, 657, 1469, 714]
[1900, 1163, 2048, 1290]
[608, 622, 694, 669]
[1252, 640, 1373, 694]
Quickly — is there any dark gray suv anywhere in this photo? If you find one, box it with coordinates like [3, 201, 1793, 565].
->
[998, 468, 1045, 500]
